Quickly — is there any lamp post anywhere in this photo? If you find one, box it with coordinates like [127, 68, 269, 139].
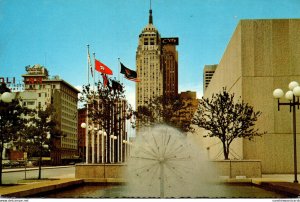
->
[81, 122, 89, 164]
[101, 131, 107, 163]
[122, 140, 127, 162]
[273, 81, 300, 183]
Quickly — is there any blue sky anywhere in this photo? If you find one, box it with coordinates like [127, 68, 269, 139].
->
[1, 0, 300, 109]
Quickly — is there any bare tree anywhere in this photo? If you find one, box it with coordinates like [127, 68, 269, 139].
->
[135, 94, 194, 132]
[192, 88, 266, 160]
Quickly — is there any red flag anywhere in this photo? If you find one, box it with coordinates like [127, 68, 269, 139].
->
[102, 74, 109, 87]
[95, 59, 113, 75]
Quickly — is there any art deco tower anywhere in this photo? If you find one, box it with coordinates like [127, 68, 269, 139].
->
[136, 8, 163, 109]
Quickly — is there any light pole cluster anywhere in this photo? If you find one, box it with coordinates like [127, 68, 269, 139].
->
[273, 81, 300, 183]
[80, 122, 129, 164]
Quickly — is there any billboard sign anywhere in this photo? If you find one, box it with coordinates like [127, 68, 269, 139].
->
[161, 37, 179, 45]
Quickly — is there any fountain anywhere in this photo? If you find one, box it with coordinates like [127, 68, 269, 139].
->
[40, 125, 289, 198]
[125, 125, 219, 198]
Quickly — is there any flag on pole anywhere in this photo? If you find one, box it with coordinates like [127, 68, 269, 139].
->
[120, 63, 140, 82]
[95, 59, 113, 75]
[88, 49, 94, 78]
[111, 80, 123, 92]
[102, 73, 109, 87]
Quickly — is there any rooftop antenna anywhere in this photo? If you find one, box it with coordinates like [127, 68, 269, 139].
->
[149, 0, 153, 24]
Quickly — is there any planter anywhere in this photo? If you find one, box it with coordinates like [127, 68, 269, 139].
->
[211, 160, 262, 178]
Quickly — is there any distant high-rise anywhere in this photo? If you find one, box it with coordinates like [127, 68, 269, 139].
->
[162, 39, 178, 97]
[136, 7, 179, 112]
[203, 64, 217, 93]
[136, 8, 163, 109]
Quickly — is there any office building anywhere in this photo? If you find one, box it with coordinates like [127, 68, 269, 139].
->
[203, 64, 217, 93]
[136, 7, 179, 129]
[19, 64, 80, 165]
[198, 19, 300, 174]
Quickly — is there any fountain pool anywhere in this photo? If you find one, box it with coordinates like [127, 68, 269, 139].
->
[36, 125, 291, 198]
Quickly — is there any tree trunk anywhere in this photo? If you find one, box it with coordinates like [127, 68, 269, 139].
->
[223, 142, 229, 160]
[38, 143, 42, 179]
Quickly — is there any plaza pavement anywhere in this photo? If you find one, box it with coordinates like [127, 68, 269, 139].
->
[0, 170, 300, 198]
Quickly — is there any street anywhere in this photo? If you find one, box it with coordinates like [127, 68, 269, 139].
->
[1, 166, 75, 184]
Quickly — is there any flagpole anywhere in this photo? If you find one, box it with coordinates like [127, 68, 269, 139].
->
[87, 44, 90, 85]
[86, 44, 90, 164]
[93, 52, 96, 91]
[118, 58, 121, 82]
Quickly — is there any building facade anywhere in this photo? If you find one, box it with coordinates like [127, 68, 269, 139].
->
[136, 9, 163, 109]
[174, 91, 198, 130]
[20, 64, 80, 165]
[162, 39, 179, 97]
[136, 8, 179, 130]
[197, 19, 300, 174]
[203, 64, 217, 93]
[77, 108, 87, 162]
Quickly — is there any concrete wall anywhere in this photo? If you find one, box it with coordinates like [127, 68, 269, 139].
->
[199, 19, 300, 174]
[212, 160, 262, 178]
[75, 164, 126, 179]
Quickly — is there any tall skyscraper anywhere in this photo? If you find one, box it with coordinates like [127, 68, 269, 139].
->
[136, 8, 163, 109]
[136, 7, 179, 112]
[161, 38, 179, 97]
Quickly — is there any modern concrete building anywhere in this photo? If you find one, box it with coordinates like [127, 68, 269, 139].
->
[19, 64, 80, 165]
[203, 64, 217, 93]
[196, 19, 300, 174]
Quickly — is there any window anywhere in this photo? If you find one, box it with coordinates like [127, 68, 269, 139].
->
[150, 38, 155, 45]
[27, 101, 35, 105]
[144, 38, 149, 45]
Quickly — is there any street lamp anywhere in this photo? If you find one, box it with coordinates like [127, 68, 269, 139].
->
[0, 92, 14, 103]
[81, 122, 89, 164]
[98, 130, 107, 163]
[273, 81, 300, 183]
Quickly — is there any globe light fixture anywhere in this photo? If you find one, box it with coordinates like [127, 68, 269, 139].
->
[1, 92, 13, 103]
[293, 86, 300, 97]
[273, 81, 300, 183]
[289, 81, 299, 90]
[81, 123, 87, 128]
[273, 89, 284, 99]
[285, 91, 294, 101]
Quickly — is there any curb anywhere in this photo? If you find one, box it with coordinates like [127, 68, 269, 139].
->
[2, 165, 74, 173]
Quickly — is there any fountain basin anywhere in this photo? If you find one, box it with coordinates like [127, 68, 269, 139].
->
[75, 163, 126, 179]
[212, 160, 262, 178]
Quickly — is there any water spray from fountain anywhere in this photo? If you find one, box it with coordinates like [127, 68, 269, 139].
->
[125, 125, 219, 198]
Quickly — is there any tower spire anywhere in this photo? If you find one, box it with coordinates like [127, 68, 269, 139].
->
[149, 0, 153, 24]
